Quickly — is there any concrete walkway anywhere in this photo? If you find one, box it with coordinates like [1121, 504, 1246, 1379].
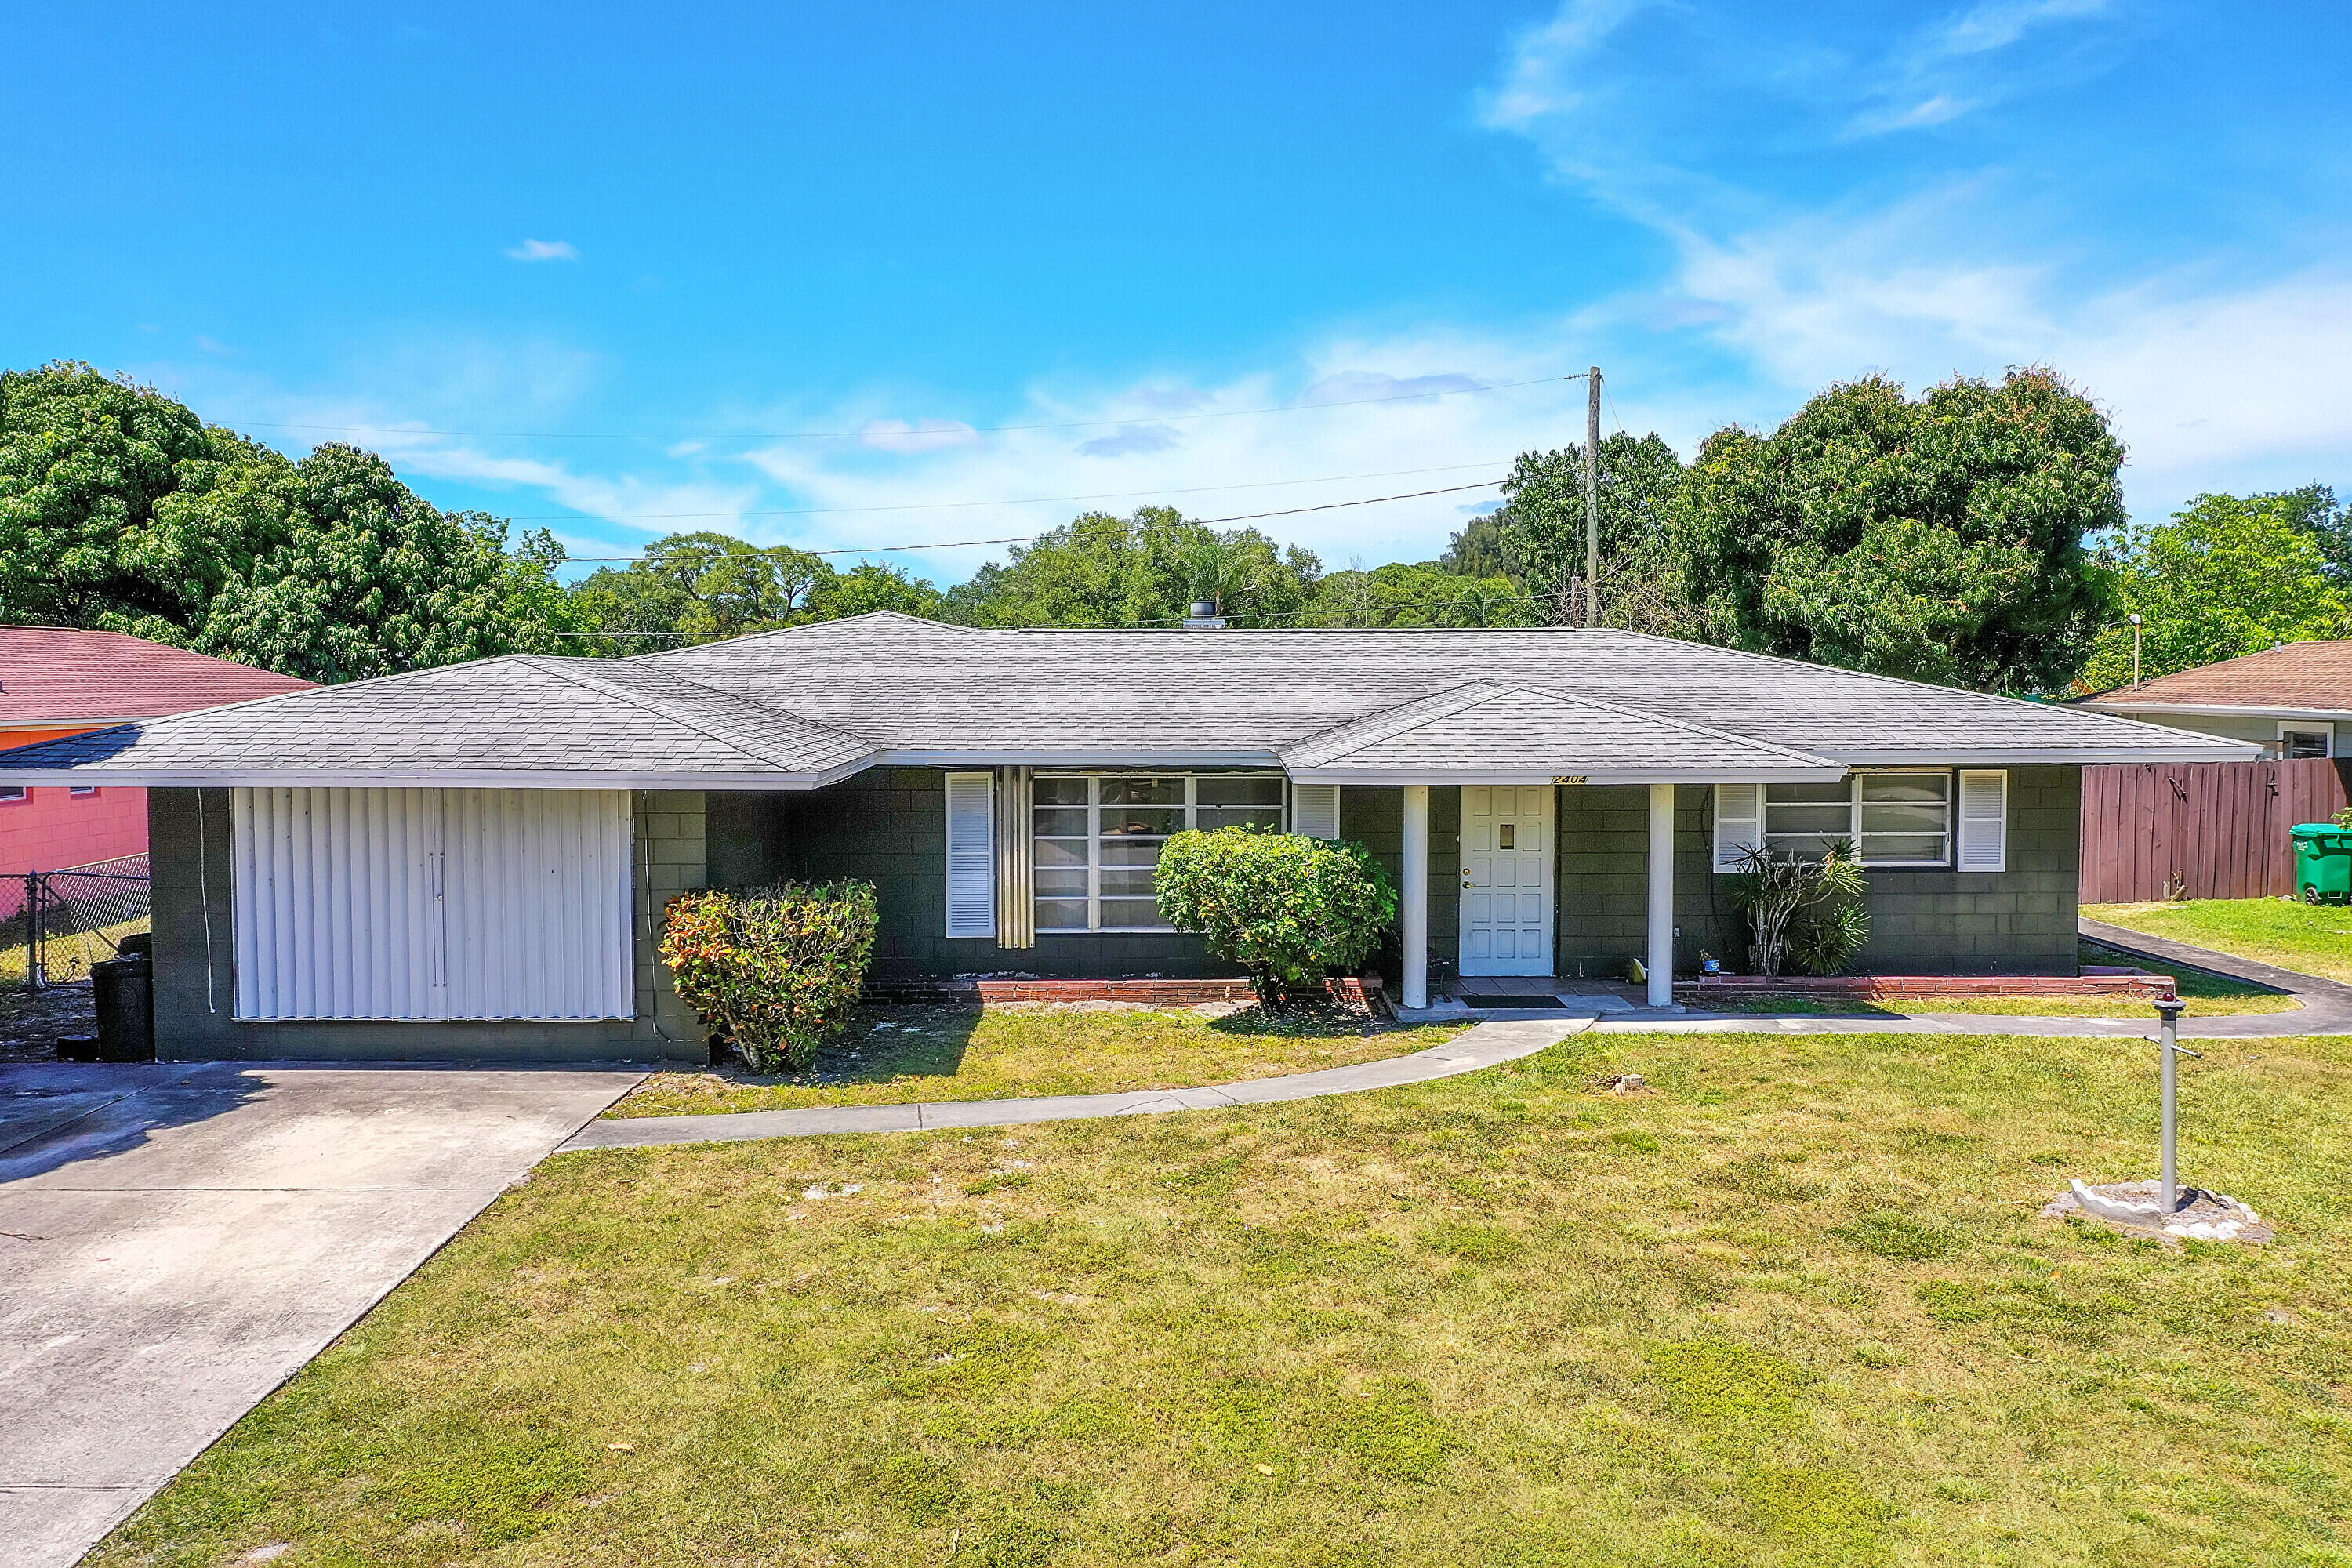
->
[1599, 919, 2352, 1040]
[572, 922, 2350, 1154]
[562, 1017, 1593, 1151]
[0, 1059, 642, 1568]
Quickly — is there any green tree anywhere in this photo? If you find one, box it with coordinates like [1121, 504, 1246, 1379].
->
[1490, 432, 1690, 633]
[2270, 482, 2352, 586]
[811, 561, 945, 619]
[1678, 369, 2120, 692]
[2079, 492, 2352, 689]
[1295, 561, 1534, 627]
[568, 533, 948, 648]
[569, 532, 828, 648]
[1439, 514, 1512, 579]
[945, 506, 1320, 627]
[0, 363, 582, 681]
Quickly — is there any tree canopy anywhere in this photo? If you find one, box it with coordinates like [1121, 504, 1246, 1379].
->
[2079, 490, 2352, 689]
[1490, 432, 1689, 631]
[567, 532, 941, 648]
[0, 363, 580, 683]
[1292, 561, 1533, 628]
[18, 358, 2323, 699]
[1677, 368, 2121, 692]
[942, 506, 1321, 628]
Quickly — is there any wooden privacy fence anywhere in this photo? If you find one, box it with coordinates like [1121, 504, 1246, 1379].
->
[2080, 758, 2352, 903]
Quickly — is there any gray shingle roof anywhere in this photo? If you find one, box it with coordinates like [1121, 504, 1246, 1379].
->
[0, 655, 876, 786]
[1279, 683, 1844, 781]
[0, 611, 2256, 788]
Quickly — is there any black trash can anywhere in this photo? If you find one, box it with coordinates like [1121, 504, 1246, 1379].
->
[92, 953, 154, 1062]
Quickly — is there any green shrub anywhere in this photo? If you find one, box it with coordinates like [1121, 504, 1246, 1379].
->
[1724, 840, 1869, 978]
[659, 881, 879, 1073]
[1152, 827, 1397, 1006]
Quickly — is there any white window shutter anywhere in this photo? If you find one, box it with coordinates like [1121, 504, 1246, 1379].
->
[944, 771, 996, 937]
[1957, 770, 2007, 872]
[1714, 782, 1763, 871]
[1293, 782, 1340, 840]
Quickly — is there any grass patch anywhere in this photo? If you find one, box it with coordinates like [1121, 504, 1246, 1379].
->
[1709, 938, 2299, 1017]
[612, 1001, 1465, 1116]
[96, 1027, 2352, 1566]
[1715, 990, 2299, 1018]
[2088, 897, 2352, 985]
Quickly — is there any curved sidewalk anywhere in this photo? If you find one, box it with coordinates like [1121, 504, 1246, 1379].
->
[564, 923, 2352, 1152]
[561, 1017, 1592, 1152]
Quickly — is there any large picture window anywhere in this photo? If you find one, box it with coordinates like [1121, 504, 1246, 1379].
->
[1764, 771, 1953, 867]
[1033, 774, 1286, 932]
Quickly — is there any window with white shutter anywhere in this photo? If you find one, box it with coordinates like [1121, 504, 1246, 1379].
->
[1293, 782, 1341, 840]
[1713, 782, 1763, 871]
[943, 771, 996, 937]
[1956, 770, 2007, 873]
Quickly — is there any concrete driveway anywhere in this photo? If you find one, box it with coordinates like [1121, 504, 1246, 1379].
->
[0, 1058, 641, 1568]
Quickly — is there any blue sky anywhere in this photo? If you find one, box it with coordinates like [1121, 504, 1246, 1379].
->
[7, 2, 2349, 583]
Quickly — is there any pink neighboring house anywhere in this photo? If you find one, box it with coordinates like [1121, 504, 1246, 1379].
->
[0, 629, 314, 877]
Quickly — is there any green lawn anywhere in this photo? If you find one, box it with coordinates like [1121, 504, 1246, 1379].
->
[2087, 898, 2352, 986]
[97, 1028, 2352, 1566]
[612, 1002, 1466, 1118]
[1710, 942, 2302, 1018]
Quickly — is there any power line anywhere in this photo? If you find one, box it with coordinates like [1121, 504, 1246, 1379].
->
[499, 458, 1508, 524]
[223, 374, 1588, 442]
[559, 478, 1503, 562]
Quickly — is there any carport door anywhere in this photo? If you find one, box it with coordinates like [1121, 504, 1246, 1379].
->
[231, 787, 633, 1020]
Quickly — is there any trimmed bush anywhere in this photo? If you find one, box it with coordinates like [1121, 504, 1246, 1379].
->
[1153, 827, 1398, 1006]
[659, 881, 879, 1073]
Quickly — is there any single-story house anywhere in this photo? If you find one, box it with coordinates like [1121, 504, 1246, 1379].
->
[0, 612, 2255, 1062]
[0, 627, 314, 877]
[2078, 639, 2352, 759]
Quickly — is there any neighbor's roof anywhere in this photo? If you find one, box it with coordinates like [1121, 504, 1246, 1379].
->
[0, 612, 2258, 788]
[0, 626, 314, 728]
[2078, 639, 2352, 718]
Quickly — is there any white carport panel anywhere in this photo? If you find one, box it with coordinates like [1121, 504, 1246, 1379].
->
[232, 786, 632, 1020]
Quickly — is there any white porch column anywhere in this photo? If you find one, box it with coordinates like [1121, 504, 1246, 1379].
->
[1646, 782, 1675, 1008]
[1401, 784, 1430, 1010]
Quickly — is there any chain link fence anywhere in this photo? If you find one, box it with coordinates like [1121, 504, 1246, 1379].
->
[0, 854, 152, 988]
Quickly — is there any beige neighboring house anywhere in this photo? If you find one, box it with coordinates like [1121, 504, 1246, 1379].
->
[2078, 639, 2352, 759]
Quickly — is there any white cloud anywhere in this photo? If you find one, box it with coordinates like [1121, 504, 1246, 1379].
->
[1477, 0, 2352, 518]
[1075, 424, 1183, 458]
[858, 418, 980, 453]
[505, 239, 579, 263]
[1930, 0, 2111, 60]
[727, 337, 1620, 582]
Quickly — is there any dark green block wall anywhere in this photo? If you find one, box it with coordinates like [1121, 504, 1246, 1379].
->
[1338, 786, 1461, 981]
[760, 770, 1239, 978]
[727, 774, 1468, 984]
[710, 765, 2078, 982]
[1553, 765, 2081, 978]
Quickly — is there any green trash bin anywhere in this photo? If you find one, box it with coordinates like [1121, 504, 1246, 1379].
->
[2291, 822, 2352, 905]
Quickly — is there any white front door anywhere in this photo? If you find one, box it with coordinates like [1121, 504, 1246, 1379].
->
[1459, 785, 1554, 976]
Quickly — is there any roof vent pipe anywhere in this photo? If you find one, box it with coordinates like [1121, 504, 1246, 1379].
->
[1184, 599, 1226, 630]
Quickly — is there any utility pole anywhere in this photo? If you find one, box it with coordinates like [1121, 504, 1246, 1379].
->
[1584, 365, 1602, 628]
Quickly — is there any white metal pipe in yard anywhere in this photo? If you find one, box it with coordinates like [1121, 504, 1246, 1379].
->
[2157, 996, 2186, 1213]
[1646, 782, 1675, 1009]
[1402, 785, 1429, 1011]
